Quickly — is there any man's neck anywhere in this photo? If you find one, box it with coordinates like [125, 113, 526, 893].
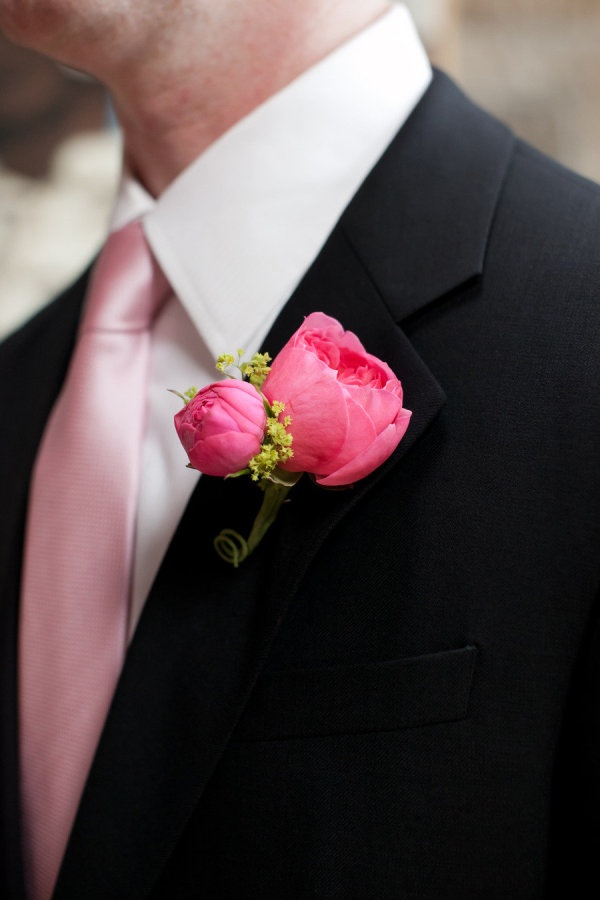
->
[111, 1, 392, 197]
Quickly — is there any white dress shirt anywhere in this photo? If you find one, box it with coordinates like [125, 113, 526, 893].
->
[108, 4, 432, 637]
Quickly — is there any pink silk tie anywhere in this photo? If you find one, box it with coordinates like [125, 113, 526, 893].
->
[19, 220, 169, 900]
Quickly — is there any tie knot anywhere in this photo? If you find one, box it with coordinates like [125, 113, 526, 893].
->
[82, 220, 170, 333]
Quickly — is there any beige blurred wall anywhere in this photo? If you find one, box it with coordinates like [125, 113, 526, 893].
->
[404, 0, 463, 71]
[0, 30, 121, 339]
[407, 0, 600, 183]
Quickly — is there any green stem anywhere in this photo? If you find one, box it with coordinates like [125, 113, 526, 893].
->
[247, 482, 291, 555]
[214, 482, 292, 567]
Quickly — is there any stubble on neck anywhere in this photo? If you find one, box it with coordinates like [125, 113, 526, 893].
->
[109, 0, 393, 196]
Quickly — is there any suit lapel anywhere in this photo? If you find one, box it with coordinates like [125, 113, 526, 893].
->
[55, 72, 514, 897]
[338, 70, 515, 320]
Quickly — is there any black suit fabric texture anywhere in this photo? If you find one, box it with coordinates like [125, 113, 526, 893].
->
[1, 72, 599, 899]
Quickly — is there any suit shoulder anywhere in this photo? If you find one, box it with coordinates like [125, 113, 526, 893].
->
[487, 136, 600, 305]
[0, 270, 87, 423]
[500, 138, 600, 245]
[0, 269, 87, 367]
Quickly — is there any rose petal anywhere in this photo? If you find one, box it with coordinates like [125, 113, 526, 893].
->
[315, 410, 412, 486]
[316, 396, 378, 475]
[213, 381, 267, 436]
[263, 346, 348, 471]
[187, 431, 263, 477]
[343, 380, 405, 429]
[292, 313, 345, 345]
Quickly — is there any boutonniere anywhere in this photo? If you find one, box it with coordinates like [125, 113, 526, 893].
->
[172, 312, 411, 566]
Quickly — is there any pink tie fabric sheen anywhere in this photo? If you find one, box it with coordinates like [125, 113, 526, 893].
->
[19, 221, 169, 900]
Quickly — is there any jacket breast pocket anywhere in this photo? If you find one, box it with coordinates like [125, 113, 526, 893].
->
[235, 645, 478, 741]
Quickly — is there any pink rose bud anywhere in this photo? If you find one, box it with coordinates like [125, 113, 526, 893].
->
[262, 312, 411, 487]
[174, 380, 267, 477]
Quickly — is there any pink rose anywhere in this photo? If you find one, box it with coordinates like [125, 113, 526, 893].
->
[174, 380, 267, 477]
[262, 312, 411, 487]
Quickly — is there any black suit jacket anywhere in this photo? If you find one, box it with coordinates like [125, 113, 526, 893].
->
[1, 72, 599, 898]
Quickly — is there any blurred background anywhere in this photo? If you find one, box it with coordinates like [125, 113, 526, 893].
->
[1, 0, 599, 339]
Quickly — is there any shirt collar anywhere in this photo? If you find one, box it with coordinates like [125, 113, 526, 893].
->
[112, 4, 431, 361]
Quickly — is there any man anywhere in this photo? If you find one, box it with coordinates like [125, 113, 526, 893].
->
[0, 1, 599, 897]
